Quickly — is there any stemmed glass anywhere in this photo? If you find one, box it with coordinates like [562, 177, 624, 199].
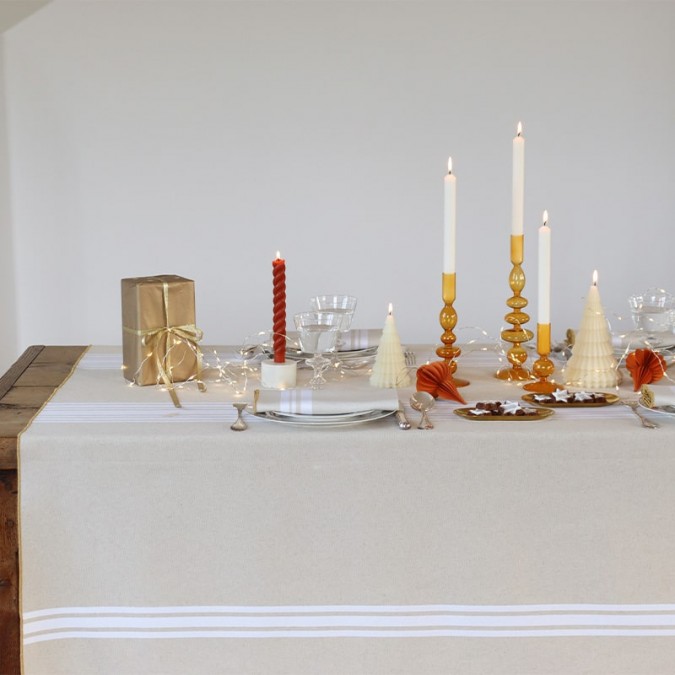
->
[293, 311, 342, 389]
[310, 295, 357, 351]
[628, 289, 675, 347]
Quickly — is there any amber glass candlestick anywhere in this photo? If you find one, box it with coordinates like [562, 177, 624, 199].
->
[436, 273, 469, 386]
[496, 234, 534, 381]
[523, 323, 559, 393]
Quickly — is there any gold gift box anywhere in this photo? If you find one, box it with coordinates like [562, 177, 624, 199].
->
[121, 275, 202, 391]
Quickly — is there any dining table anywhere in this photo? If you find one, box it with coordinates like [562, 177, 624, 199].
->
[7, 342, 675, 674]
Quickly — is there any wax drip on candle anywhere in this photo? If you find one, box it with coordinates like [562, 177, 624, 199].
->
[272, 251, 286, 363]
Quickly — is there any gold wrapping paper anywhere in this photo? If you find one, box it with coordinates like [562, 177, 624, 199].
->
[121, 276, 204, 405]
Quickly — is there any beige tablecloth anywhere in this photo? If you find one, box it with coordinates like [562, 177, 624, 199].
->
[19, 346, 675, 674]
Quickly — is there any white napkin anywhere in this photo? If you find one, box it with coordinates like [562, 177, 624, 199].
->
[337, 329, 381, 351]
[287, 329, 380, 352]
[253, 385, 398, 414]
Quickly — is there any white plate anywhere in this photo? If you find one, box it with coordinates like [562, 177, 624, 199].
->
[613, 332, 675, 354]
[270, 408, 377, 422]
[285, 346, 378, 360]
[336, 348, 378, 369]
[253, 408, 395, 427]
[638, 401, 675, 416]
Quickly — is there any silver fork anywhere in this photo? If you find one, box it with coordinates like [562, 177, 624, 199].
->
[623, 400, 659, 429]
[404, 349, 416, 367]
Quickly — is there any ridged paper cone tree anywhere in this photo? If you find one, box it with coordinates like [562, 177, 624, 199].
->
[370, 304, 411, 388]
[565, 271, 619, 389]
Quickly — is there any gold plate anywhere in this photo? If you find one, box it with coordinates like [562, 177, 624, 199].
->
[522, 393, 619, 408]
[454, 407, 554, 421]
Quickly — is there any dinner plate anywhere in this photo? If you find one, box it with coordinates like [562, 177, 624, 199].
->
[336, 348, 379, 369]
[268, 408, 377, 422]
[613, 333, 675, 354]
[638, 401, 675, 416]
[522, 393, 619, 408]
[285, 346, 378, 360]
[454, 407, 553, 421]
[253, 408, 395, 427]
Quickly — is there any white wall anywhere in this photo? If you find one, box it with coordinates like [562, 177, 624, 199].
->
[3, 1, 675, 360]
[0, 37, 18, 372]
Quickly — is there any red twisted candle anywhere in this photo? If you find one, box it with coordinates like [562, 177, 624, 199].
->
[272, 252, 286, 363]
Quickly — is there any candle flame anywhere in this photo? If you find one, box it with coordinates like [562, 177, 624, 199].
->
[388, 302, 393, 315]
[447, 157, 453, 174]
[543, 210, 548, 226]
[593, 270, 598, 286]
[517, 121, 522, 136]
[275, 250, 281, 259]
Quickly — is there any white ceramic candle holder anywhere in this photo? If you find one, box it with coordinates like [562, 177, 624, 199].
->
[260, 360, 297, 390]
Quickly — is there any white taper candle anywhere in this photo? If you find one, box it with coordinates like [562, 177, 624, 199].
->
[512, 122, 524, 236]
[537, 210, 551, 324]
[443, 157, 456, 274]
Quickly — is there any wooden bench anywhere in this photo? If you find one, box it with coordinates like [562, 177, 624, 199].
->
[0, 346, 87, 675]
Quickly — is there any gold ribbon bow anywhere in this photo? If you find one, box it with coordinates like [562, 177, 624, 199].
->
[124, 280, 206, 407]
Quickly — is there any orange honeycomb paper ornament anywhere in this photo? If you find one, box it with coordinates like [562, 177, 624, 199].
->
[416, 361, 466, 404]
[625, 348, 667, 391]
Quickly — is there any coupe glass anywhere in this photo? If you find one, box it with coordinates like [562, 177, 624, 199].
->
[293, 311, 341, 388]
[310, 295, 357, 349]
[628, 289, 675, 346]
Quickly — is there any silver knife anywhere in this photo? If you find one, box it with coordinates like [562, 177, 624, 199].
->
[395, 401, 411, 430]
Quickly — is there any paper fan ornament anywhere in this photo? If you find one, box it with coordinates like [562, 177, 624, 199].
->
[625, 348, 667, 391]
[416, 361, 466, 404]
[370, 304, 411, 388]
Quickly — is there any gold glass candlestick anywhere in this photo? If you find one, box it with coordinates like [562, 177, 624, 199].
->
[436, 273, 469, 386]
[496, 234, 534, 381]
[523, 323, 559, 393]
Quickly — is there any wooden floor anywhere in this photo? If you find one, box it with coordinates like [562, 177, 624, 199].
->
[0, 345, 87, 675]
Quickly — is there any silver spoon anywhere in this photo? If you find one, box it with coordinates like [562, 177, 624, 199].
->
[622, 400, 658, 429]
[410, 391, 435, 430]
[230, 402, 249, 431]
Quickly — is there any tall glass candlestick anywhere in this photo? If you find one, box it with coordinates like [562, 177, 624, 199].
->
[523, 323, 558, 393]
[524, 211, 558, 392]
[436, 273, 469, 386]
[496, 234, 533, 380]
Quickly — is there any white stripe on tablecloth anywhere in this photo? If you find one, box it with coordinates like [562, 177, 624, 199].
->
[29, 400, 647, 424]
[22, 604, 675, 644]
[31, 402, 233, 424]
[25, 603, 675, 617]
[23, 628, 675, 644]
